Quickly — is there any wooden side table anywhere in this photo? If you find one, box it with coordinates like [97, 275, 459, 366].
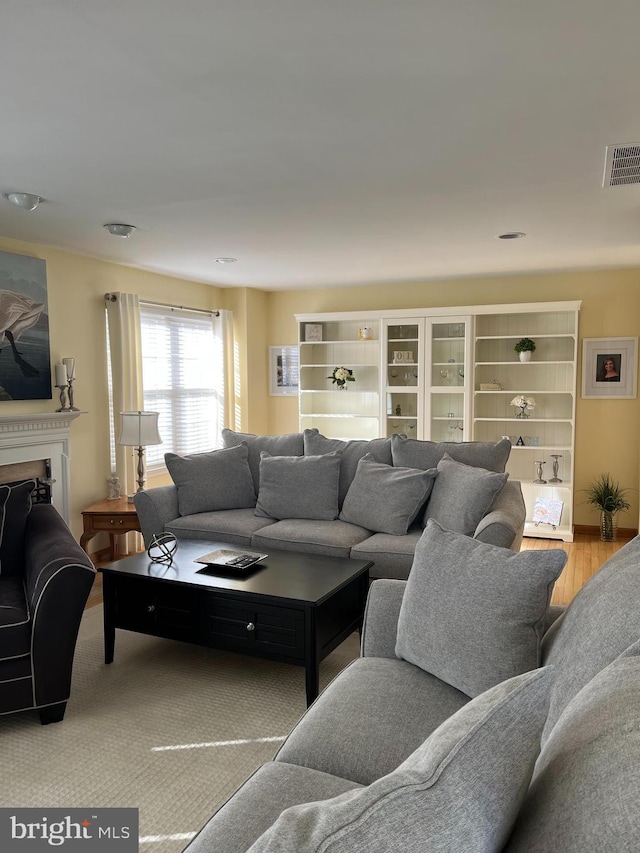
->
[81, 497, 141, 562]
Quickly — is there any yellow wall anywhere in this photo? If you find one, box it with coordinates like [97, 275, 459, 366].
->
[0, 236, 222, 542]
[1, 229, 637, 538]
[265, 268, 640, 529]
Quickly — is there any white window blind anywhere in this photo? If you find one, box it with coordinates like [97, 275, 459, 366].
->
[140, 304, 225, 470]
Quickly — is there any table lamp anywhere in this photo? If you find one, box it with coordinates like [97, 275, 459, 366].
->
[117, 411, 162, 501]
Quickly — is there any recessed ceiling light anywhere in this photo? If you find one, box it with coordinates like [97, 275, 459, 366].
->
[214, 257, 237, 264]
[4, 192, 42, 211]
[497, 232, 526, 240]
[104, 223, 136, 238]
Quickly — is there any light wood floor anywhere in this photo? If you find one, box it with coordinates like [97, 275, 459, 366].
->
[85, 532, 635, 611]
[520, 532, 634, 606]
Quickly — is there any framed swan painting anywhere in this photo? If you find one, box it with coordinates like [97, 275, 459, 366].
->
[0, 250, 51, 401]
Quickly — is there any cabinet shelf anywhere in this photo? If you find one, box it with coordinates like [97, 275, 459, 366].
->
[473, 417, 572, 423]
[300, 340, 378, 346]
[475, 335, 575, 341]
[475, 361, 574, 366]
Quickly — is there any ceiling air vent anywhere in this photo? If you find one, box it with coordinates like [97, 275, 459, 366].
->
[603, 143, 640, 187]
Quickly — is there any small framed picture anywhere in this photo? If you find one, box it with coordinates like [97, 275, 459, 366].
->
[304, 324, 323, 342]
[269, 346, 299, 396]
[582, 337, 638, 399]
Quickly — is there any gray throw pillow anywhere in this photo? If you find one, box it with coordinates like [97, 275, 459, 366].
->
[391, 434, 511, 473]
[247, 667, 554, 853]
[0, 479, 36, 576]
[423, 454, 508, 535]
[222, 429, 304, 490]
[504, 642, 640, 852]
[255, 451, 342, 520]
[339, 455, 437, 535]
[165, 443, 256, 516]
[303, 429, 393, 506]
[396, 521, 566, 697]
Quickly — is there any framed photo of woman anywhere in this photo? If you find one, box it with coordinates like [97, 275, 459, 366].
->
[582, 337, 638, 399]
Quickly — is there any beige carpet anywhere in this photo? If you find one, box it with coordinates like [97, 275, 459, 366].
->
[0, 606, 360, 853]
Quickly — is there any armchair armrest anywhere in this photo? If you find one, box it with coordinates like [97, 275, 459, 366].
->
[24, 504, 96, 707]
[473, 479, 526, 551]
[134, 485, 180, 547]
[361, 579, 407, 659]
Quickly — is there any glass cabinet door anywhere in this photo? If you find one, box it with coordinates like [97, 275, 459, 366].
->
[425, 317, 471, 441]
[382, 320, 423, 438]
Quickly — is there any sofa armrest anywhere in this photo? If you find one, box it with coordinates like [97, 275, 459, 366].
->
[23, 504, 96, 706]
[134, 485, 180, 547]
[361, 579, 407, 659]
[473, 479, 526, 551]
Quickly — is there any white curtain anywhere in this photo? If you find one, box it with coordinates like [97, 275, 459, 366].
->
[105, 292, 144, 507]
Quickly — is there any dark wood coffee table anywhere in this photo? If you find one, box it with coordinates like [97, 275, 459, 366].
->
[99, 540, 372, 706]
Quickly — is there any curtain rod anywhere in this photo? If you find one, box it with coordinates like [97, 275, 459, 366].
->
[104, 293, 219, 317]
[141, 299, 220, 317]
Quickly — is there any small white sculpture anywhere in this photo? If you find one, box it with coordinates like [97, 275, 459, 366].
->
[107, 474, 121, 501]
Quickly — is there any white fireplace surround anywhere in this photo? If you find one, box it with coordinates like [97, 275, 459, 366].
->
[0, 413, 83, 524]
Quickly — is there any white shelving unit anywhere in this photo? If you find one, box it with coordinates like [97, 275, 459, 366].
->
[297, 316, 381, 440]
[473, 303, 580, 542]
[296, 301, 580, 539]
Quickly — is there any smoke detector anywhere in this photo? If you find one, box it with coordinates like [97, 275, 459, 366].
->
[603, 143, 640, 187]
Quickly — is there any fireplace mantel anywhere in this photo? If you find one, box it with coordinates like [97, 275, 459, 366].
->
[0, 412, 85, 523]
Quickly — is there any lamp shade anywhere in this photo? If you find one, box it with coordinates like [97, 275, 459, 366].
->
[118, 411, 162, 447]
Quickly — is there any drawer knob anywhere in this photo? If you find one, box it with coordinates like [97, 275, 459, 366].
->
[118, 519, 124, 525]
[109, 519, 114, 525]
[246, 622, 255, 632]
[147, 604, 155, 613]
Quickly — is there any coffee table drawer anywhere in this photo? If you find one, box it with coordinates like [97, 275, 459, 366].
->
[112, 576, 199, 642]
[203, 596, 305, 659]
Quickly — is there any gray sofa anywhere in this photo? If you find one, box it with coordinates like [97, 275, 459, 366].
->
[184, 525, 640, 852]
[135, 429, 526, 581]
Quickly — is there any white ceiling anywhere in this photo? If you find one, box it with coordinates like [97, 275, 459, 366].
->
[2, 1, 640, 292]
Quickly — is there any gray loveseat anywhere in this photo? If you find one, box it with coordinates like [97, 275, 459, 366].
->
[184, 525, 640, 852]
[135, 429, 526, 581]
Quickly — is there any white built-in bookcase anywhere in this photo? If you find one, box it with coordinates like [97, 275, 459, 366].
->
[296, 301, 580, 541]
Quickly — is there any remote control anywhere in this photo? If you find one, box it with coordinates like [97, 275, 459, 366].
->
[226, 555, 257, 568]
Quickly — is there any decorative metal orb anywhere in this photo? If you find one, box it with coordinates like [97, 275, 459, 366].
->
[147, 532, 178, 564]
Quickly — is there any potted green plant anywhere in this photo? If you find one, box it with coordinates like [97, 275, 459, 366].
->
[514, 338, 536, 362]
[584, 473, 631, 541]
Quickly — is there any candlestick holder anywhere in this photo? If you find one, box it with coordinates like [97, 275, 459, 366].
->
[66, 375, 79, 411]
[549, 454, 563, 483]
[62, 357, 79, 411]
[55, 384, 70, 412]
[534, 461, 547, 484]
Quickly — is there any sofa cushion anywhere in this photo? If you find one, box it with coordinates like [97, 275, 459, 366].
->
[504, 642, 640, 852]
[222, 429, 304, 491]
[186, 762, 363, 853]
[0, 479, 36, 577]
[540, 533, 640, 742]
[167, 508, 277, 548]
[351, 528, 422, 581]
[255, 451, 342, 520]
[396, 521, 566, 697]
[252, 518, 371, 560]
[253, 668, 553, 853]
[165, 443, 256, 516]
[276, 657, 470, 785]
[0, 576, 30, 659]
[423, 454, 508, 535]
[391, 434, 511, 473]
[303, 430, 393, 506]
[339, 456, 437, 535]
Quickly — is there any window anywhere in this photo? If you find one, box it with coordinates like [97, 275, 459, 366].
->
[140, 304, 225, 470]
